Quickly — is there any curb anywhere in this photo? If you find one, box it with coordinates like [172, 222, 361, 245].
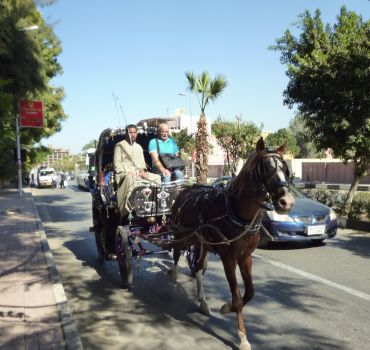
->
[295, 182, 370, 192]
[338, 217, 370, 232]
[31, 195, 84, 350]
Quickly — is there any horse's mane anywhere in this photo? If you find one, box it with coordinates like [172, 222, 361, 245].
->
[228, 150, 264, 197]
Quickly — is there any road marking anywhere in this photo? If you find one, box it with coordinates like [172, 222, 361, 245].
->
[254, 254, 370, 302]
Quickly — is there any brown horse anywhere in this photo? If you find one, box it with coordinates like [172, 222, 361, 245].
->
[170, 138, 295, 350]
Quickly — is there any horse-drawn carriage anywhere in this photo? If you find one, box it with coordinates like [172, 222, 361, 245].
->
[88, 126, 198, 287]
[88, 125, 295, 350]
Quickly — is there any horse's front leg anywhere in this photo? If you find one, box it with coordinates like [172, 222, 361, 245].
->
[220, 256, 251, 350]
[238, 254, 254, 306]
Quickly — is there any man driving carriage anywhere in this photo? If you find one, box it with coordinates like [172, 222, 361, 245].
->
[113, 124, 161, 220]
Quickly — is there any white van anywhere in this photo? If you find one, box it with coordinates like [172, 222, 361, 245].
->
[38, 168, 57, 188]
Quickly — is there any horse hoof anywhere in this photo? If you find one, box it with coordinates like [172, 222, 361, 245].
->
[199, 300, 212, 317]
[220, 303, 232, 314]
[238, 330, 251, 350]
[240, 342, 251, 350]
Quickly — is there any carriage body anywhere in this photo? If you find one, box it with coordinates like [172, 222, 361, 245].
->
[89, 126, 191, 287]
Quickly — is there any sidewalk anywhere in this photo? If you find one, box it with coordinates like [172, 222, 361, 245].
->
[0, 188, 82, 349]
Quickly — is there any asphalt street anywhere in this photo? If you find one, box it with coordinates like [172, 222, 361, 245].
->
[32, 182, 370, 350]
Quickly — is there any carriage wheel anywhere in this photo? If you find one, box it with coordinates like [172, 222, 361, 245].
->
[185, 245, 208, 278]
[116, 226, 133, 288]
[94, 228, 106, 261]
[92, 202, 105, 261]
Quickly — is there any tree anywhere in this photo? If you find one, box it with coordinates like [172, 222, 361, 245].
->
[82, 140, 97, 151]
[271, 6, 370, 216]
[171, 128, 195, 156]
[212, 118, 261, 175]
[289, 115, 320, 158]
[53, 154, 79, 172]
[0, 0, 66, 184]
[265, 128, 300, 157]
[185, 71, 228, 183]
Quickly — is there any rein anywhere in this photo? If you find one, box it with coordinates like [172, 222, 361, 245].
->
[152, 186, 263, 248]
[153, 151, 290, 250]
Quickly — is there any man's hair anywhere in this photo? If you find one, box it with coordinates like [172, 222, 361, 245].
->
[126, 124, 137, 132]
[157, 122, 169, 135]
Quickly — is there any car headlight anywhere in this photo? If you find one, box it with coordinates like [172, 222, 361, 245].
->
[329, 208, 337, 221]
[266, 211, 295, 222]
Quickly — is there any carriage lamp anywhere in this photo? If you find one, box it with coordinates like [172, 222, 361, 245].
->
[157, 188, 170, 210]
[147, 216, 156, 223]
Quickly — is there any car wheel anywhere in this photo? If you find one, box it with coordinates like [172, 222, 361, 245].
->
[310, 239, 325, 246]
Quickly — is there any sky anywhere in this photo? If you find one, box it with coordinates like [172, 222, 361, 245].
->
[39, 0, 369, 154]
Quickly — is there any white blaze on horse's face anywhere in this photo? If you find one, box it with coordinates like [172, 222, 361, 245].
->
[264, 155, 295, 213]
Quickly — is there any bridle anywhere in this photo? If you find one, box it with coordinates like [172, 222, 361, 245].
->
[250, 152, 291, 210]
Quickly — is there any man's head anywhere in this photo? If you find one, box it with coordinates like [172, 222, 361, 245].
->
[125, 124, 138, 144]
[158, 123, 170, 141]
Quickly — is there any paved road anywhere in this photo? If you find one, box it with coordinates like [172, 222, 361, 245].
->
[32, 183, 370, 350]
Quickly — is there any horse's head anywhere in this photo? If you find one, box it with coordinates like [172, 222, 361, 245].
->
[230, 137, 295, 214]
[254, 137, 294, 213]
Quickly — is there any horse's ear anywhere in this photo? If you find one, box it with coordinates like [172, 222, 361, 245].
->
[276, 140, 288, 156]
[256, 137, 266, 152]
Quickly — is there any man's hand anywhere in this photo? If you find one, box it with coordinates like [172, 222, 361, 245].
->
[162, 169, 171, 177]
[139, 169, 146, 178]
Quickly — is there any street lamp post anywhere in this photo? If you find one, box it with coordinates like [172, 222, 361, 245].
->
[15, 110, 22, 198]
[15, 25, 39, 198]
[178, 92, 195, 179]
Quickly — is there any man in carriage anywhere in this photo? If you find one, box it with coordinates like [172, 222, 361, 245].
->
[113, 124, 161, 220]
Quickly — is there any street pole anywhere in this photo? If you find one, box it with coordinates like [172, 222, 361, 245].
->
[14, 25, 39, 198]
[16, 111, 22, 198]
[179, 92, 195, 180]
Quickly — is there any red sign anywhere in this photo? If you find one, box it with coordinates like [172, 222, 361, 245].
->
[19, 99, 43, 128]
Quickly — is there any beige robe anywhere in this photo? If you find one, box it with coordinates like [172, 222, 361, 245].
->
[114, 140, 161, 218]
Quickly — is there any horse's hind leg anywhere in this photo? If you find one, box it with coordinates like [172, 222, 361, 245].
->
[169, 245, 181, 280]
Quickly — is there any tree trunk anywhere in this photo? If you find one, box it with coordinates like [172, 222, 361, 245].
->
[341, 162, 361, 217]
[195, 114, 208, 184]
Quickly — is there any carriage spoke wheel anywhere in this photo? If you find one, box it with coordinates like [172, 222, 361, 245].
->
[94, 227, 106, 262]
[116, 226, 132, 288]
[93, 203, 106, 261]
[185, 245, 208, 278]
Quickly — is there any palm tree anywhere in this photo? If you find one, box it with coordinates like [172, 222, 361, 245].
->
[185, 71, 228, 183]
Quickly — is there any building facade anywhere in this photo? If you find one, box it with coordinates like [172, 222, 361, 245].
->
[40, 146, 70, 168]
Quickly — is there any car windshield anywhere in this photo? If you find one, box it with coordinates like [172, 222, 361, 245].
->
[40, 170, 53, 176]
[288, 184, 305, 199]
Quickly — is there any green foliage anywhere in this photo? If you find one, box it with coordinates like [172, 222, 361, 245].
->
[302, 188, 370, 220]
[289, 116, 321, 158]
[185, 71, 228, 183]
[272, 6, 370, 215]
[171, 128, 195, 155]
[53, 154, 79, 172]
[0, 0, 66, 183]
[265, 128, 300, 157]
[347, 192, 370, 220]
[212, 118, 261, 175]
[82, 140, 97, 151]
